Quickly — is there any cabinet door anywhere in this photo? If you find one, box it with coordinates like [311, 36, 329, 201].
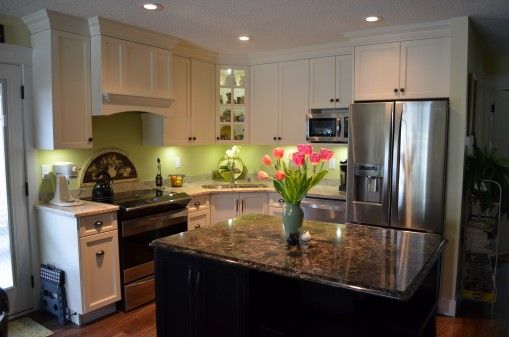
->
[335, 55, 353, 108]
[154, 249, 194, 337]
[164, 55, 191, 145]
[52, 30, 92, 148]
[250, 63, 279, 145]
[269, 207, 284, 217]
[191, 60, 216, 144]
[188, 209, 210, 231]
[309, 57, 335, 109]
[211, 193, 239, 225]
[196, 258, 248, 337]
[79, 230, 121, 313]
[354, 42, 400, 101]
[399, 38, 450, 99]
[279, 59, 309, 145]
[241, 192, 268, 215]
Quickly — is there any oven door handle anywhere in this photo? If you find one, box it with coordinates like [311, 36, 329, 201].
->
[122, 209, 188, 237]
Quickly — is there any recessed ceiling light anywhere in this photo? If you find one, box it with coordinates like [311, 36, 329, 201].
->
[238, 36, 251, 41]
[141, 3, 163, 10]
[365, 16, 381, 22]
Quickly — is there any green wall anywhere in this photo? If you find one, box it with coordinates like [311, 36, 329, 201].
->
[37, 112, 348, 184]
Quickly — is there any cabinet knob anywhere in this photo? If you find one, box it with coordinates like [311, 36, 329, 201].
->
[277, 137, 282, 141]
[192, 137, 197, 141]
[216, 136, 220, 140]
[400, 88, 405, 93]
[278, 199, 285, 203]
[329, 98, 334, 103]
[94, 221, 103, 229]
[88, 137, 93, 143]
[195, 224, 201, 229]
[273, 136, 277, 141]
[194, 201, 200, 206]
[335, 98, 340, 102]
[393, 88, 398, 93]
[96, 250, 105, 257]
[188, 137, 192, 141]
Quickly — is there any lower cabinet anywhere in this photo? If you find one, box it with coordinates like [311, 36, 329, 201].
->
[187, 195, 210, 230]
[155, 249, 247, 337]
[210, 192, 268, 225]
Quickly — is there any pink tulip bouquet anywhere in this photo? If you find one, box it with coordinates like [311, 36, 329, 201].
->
[258, 144, 334, 204]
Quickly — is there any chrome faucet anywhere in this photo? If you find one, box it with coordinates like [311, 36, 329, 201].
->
[230, 159, 236, 185]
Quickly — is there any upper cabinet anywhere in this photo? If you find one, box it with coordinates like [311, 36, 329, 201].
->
[217, 66, 249, 143]
[143, 56, 216, 146]
[24, 10, 93, 149]
[309, 55, 352, 109]
[89, 17, 180, 117]
[354, 37, 450, 101]
[250, 60, 309, 145]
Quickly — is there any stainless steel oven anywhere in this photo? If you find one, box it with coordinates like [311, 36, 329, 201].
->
[306, 110, 349, 143]
[120, 207, 188, 311]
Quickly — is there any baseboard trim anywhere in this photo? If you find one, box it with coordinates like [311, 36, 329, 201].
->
[438, 297, 456, 317]
[70, 303, 117, 325]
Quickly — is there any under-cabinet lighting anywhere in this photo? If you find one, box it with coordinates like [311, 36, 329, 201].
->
[238, 36, 251, 41]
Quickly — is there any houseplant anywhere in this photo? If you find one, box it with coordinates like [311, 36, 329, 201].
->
[258, 144, 334, 242]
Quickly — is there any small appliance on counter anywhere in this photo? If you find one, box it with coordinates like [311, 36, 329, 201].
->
[49, 162, 84, 207]
[339, 160, 347, 192]
[92, 171, 114, 203]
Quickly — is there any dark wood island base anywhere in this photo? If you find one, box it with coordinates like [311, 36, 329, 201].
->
[152, 215, 445, 337]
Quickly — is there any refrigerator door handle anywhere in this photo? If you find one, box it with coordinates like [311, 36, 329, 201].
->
[390, 102, 404, 226]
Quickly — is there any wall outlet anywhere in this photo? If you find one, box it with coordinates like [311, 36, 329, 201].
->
[328, 158, 336, 169]
[175, 157, 181, 168]
[41, 164, 51, 179]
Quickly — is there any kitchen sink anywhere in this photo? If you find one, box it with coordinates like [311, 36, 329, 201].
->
[201, 183, 268, 189]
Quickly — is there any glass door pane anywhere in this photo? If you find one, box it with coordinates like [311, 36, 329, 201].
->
[0, 80, 13, 289]
[217, 66, 248, 143]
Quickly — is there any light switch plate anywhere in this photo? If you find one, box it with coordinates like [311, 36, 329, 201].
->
[328, 158, 336, 169]
[175, 157, 181, 168]
[41, 164, 50, 179]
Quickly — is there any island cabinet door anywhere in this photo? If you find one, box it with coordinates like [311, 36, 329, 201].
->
[195, 257, 248, 337]
[154, 249, 195, 337]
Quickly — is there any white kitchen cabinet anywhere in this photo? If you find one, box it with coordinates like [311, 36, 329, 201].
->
[250, 59, 309, 145]
[79, 230, 121, 313]
[187, 195, 210, 230]
[142, 57, 216, 145]
[37, 209, 120, 325]
[309, 55, 352, 109]
[210, 192, 268, 225]
[268, 192, 285, 217]
[250, 63, 279, 145]
[354, 38, 450, 100]
[24, 10, 93, 149]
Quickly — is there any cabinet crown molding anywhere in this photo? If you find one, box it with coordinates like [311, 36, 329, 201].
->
[23, 9, 90, 36]
[88, 16, 180, 50]
[345, 20, 451, 45]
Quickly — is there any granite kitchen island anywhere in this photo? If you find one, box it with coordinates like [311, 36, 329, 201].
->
[151, 214, 446, 337]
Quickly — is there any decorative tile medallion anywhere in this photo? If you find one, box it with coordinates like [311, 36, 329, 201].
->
[82, 149, 138, 186]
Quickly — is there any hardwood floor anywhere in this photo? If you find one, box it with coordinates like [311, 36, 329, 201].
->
[28, 302, 509, 337]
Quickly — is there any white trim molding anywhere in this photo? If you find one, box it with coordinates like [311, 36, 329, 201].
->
[23, 9, 90, 36]
[0, 44, 32, 65]
[345, 20, 451, 45]
[438, 297, 457, 317]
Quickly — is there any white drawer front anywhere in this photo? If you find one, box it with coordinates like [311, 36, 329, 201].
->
[187, 195, 210, 213]
[79, 212, 117, 237]
[269, 192, 285, 208]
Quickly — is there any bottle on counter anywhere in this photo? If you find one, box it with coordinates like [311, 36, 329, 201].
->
[155, 157, 163, 188]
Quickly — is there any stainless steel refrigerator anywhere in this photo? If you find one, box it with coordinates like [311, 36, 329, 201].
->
[346, 100, 448, 234]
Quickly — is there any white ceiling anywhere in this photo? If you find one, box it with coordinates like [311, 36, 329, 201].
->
[2, 0, 509, 54]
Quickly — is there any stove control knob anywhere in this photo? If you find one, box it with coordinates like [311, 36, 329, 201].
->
[94, 221, 103, 229]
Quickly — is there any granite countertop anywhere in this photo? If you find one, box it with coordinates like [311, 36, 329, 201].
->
[152, 214, 445, 301]
[165, 181, 346, 201]
[36, 201, 119, 217]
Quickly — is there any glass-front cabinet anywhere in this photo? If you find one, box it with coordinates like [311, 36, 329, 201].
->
[217, 66, 249, 142]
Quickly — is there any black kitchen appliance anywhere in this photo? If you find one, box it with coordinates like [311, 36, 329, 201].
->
[339, 160, 347, 191]
[87, 188, 191, 311]
[91, 172, 114, 203]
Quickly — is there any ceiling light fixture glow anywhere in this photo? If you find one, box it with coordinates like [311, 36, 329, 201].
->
[142, 3, 163, 10]
[238, 36, 251, 41]
[365, 16, 381, 22]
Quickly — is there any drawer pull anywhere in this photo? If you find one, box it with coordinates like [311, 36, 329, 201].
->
[194, 201, 201, 206]
[96, 250, 105, 257]
[278, 199, 284, 203]
[94, 221, 103, 228]
[195, 224, 201, 229]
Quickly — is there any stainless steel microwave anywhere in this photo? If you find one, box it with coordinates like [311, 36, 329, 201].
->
[306, 110, 349, 143]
